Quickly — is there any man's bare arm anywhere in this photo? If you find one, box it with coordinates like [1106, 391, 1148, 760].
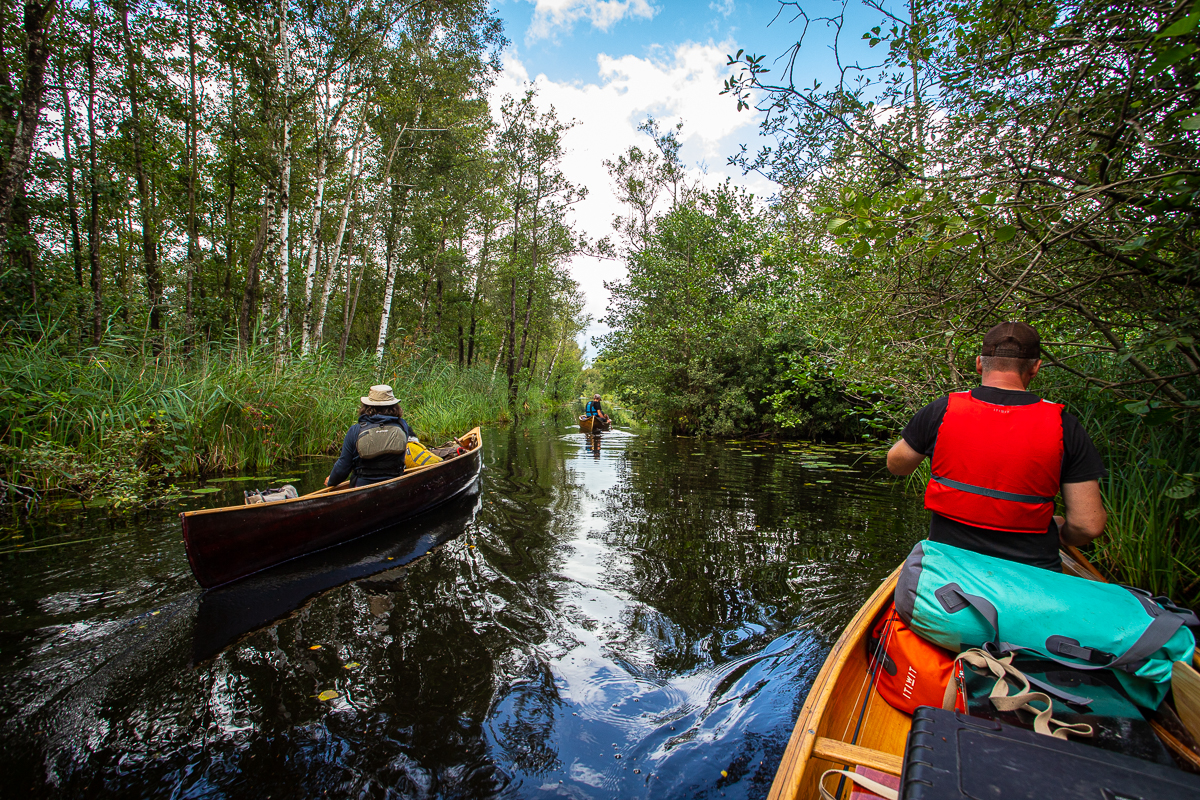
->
[1055, 480, 1107, 547]
[887, 438, 926, 476]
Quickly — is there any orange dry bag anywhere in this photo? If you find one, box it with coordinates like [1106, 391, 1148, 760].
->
[868, 601, 965, 715]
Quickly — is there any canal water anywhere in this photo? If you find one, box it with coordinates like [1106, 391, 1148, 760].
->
[0, 416, 927, 799]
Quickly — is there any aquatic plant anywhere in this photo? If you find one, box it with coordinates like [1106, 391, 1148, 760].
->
[0, 325, 565, 506]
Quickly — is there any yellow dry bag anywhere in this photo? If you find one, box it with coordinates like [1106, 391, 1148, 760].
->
[404, 441, 443, 469]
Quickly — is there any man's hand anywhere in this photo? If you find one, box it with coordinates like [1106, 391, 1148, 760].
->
[887, 438, 926, 476]
[324, 477, 330, 487]
[1057, 480, 1106, 546]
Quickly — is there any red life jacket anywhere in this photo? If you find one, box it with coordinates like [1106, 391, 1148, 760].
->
[924, 391, 1064, 533]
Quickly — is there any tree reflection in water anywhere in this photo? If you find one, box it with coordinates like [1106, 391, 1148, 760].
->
[0, 417, 926, 799]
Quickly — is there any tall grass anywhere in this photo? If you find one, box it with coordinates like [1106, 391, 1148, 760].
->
[1084, 417, 1200, 605]
[0, 324, 556, 502]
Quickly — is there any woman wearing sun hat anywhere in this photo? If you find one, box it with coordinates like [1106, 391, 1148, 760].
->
[324, 385, 417, 488]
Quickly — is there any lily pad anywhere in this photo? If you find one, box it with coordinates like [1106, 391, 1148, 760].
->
[207, 476, 276, 483]
[191, 487, 221, 494]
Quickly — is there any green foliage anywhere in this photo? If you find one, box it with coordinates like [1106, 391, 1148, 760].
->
[0, 323, 566, 507]
[597, 176, 867, 438]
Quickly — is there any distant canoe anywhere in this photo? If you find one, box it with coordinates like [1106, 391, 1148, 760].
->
[768, 545, 1200, 799]
[180, 428, 483, 589]
[578, 414, 611, 433]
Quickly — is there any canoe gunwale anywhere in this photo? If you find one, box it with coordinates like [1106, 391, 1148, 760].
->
[767, 566, 900, 800]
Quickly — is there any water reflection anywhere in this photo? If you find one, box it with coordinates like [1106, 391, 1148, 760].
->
[191, 480, 483, 663]
[0, 418, 926, 798]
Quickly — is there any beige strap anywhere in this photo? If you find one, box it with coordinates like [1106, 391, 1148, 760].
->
[818, 768, 899, 800]
[951, 648, 1093, 740]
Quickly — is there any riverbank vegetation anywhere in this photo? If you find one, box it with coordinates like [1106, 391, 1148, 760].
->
[0, 0, 589, 505]
[596, 0, 1199, 601]
[0, 323, 579, 508]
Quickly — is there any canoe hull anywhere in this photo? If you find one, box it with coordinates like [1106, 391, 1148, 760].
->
[578, 415, 611, 433]
[181, 428, 483, 589]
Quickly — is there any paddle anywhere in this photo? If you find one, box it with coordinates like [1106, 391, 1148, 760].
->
[1174, 660, 1200, 741]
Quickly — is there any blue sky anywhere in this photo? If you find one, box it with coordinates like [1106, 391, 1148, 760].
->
[486, 0, 891, 353]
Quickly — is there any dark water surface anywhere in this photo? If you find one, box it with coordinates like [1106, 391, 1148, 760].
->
[0, 417, 927, 799]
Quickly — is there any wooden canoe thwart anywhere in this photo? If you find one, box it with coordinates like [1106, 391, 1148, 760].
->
[769, 545, 1200, 799]
[578, 414, 611, 433]
[181, 427, 484, 589]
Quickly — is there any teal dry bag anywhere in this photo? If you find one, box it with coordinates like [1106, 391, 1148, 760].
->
[894, 541, 1197, 709]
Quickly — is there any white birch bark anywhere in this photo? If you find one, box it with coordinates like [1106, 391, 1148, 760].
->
[274, 0, 293, 359]
[300, 82, 331, 354]
[313, 138, 362, 347]
[374, 180, 397, 359]
[544, 322, 565, 387]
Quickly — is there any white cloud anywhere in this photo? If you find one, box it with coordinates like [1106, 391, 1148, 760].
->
[526, 0, 657, 44]
[491, 42, 773, 353]
[709, 0, 735, 18]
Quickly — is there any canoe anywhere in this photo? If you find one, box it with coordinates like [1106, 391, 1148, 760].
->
[578, 414, 611, 433]
[769, 546, 1200, 799]
[191, 480, 481, 663]
[180, 427, 483, 589]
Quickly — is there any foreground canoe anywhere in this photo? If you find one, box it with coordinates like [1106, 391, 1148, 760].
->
[181, 428, 483, 589]
[578, 414, 611, 433]
[769, 546, 1200, 799]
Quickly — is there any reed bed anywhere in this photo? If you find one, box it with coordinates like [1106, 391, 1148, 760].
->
[0, 327, 549, 505]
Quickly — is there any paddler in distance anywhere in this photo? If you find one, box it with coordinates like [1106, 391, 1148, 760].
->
[585, 393, 610, 426]
[885, 322, 1108, 571]
[325, 384, 417, 488]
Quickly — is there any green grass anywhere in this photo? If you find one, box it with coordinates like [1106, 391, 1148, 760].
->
[0, 325, 562, 505]
[1090, 431, 1200, 605]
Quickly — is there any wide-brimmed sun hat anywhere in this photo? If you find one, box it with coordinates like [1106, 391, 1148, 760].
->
[361, 384, 399, 406]
[593, 394, 601, 399]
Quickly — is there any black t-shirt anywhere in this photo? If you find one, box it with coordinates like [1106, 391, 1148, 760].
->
[901, 386, 1107, 570]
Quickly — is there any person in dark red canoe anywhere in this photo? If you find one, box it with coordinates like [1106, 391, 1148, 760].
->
[885, 322, 1108, 571]
[325, 384, 417, 488]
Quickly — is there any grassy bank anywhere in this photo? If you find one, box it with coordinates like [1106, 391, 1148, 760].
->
[0, 330, 567, 509]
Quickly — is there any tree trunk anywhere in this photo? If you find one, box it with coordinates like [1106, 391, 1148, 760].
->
[222, 65, 238, 332]
[314, 135, 362, 347]
[57, 63, 82, 289]
[375, 176, 412, 358]
[300, 140, 326, 354]
[374, 179, 398, 359]
[0, 0, 56, 243]
[118, 0, 162, 344]
[183, 0, 200, 348]
[238, 191, 271, 348]
[86, 0, 101, 345]
[466, 224, 490, 366]
[275, 109, 291, 358]
[274, 0, 292, 361]
[544, 324, 565, 388]
[515, 175, 542, 384]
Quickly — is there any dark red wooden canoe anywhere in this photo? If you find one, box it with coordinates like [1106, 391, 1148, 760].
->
[181, 427, 484, 588]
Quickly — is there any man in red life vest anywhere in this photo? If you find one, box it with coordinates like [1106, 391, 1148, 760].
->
[886, 322, 1108, 571]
